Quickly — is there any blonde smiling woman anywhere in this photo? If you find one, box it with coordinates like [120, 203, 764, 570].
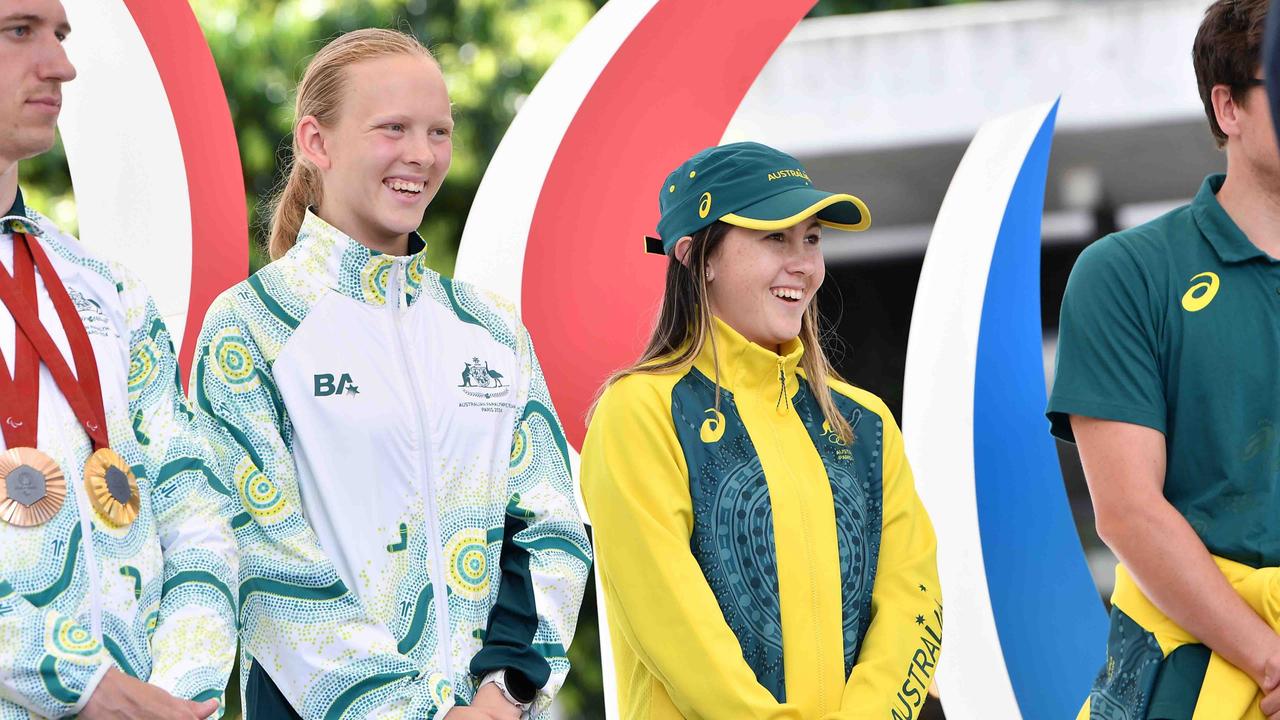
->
[189, 29, 591, 720]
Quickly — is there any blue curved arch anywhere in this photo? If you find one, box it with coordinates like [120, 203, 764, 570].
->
[972, 100, 1109, 718]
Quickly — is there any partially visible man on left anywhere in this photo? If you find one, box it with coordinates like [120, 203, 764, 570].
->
[0, 1, 237, 718]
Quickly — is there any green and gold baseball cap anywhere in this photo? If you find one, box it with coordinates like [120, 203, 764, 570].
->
[645, 141, 871, 255]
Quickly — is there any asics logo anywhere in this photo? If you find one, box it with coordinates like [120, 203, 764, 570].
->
[1180, 271, 1220, 312]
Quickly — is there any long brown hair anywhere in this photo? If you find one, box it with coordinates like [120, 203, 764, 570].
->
[266, 29, 436, 260]
[596, 221, 854, 443]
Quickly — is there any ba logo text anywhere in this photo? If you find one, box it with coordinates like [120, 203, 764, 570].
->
[315, 373, 360, 396]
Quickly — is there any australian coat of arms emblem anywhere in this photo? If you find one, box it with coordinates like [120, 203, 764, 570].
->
[459, 357, 510, 399]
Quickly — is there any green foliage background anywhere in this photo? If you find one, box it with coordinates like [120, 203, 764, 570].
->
[17, 0, 984, 717]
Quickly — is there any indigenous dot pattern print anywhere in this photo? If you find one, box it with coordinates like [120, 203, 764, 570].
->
[0, 209, 237, 718]
[191, 211, 590, 720]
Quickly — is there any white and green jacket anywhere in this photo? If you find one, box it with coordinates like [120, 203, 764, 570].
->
[190, 210, 591, 719]
[0, 192, 239, 718]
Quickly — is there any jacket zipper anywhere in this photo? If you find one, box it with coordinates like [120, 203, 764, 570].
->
[768, 361, 825, 710]
[775, 357, 790, 414]
[386, 263, 454, 681]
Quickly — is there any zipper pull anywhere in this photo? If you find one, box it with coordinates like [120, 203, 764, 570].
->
[398, 257, 411, 308]
[386, 260, 401, 310]
[775, 358, 790, 415]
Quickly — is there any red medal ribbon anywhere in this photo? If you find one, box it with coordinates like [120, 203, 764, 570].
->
[0, 233, 109, 451]
[0, 231, 38, 449]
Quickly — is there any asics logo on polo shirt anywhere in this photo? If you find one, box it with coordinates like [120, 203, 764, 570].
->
[700, 408, 725, 443]
[1181, 271, 1220, 313]
[313, 373, 359, 396]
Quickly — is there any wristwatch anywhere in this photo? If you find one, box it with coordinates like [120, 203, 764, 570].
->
[481, 669, 536, 712]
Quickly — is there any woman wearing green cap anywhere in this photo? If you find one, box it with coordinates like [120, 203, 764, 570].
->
[580, 141, 942, 719]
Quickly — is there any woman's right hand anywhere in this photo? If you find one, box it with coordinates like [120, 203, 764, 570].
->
[80, 667, 219, 720]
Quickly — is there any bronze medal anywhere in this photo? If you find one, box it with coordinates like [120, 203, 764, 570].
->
[0, 447, 65, 526]
[83, 447, 139, 528]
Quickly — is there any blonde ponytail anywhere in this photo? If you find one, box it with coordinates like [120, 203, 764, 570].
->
[268, 162, 322, 260]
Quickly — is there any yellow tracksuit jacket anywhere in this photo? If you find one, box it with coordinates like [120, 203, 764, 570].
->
[581, 317, 942, 720]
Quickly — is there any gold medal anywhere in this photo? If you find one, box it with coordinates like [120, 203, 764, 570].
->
[83, 447, 139, 528]
[0, 447, 66, 526]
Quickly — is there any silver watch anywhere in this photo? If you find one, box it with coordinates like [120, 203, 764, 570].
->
[486, 670, 533, 712]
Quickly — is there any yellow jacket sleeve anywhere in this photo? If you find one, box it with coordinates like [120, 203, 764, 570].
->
[581, 376, 803, 720]
[827, 407, 942, 720]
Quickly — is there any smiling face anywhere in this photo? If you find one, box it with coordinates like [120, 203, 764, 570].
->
[304, 52, 453, 254]
[704, 218, 825, 348]
[0, 0, 75, 171]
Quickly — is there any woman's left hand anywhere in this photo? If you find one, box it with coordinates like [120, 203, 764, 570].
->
[471, 684, 522, 720]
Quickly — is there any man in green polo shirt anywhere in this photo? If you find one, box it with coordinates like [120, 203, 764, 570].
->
[1048, 0, 1280, 717]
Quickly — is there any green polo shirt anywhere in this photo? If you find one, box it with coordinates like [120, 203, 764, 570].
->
[1048, 174, 1280, 568]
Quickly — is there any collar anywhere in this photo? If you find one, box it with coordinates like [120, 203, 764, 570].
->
[1192, 174, 1276, 264]
[692, 315, 804, 409]
[2, 186, 38, 235]
[290, 208, 430, 307]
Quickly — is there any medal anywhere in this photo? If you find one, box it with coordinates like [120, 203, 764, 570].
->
[82, 447, 138, 528]
[0, 447, 66, 526]
[0, 233, 124, 526]
[0, 230, 64, 525]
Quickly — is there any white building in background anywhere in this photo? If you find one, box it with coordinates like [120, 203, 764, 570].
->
[727, 0, 1222, 264]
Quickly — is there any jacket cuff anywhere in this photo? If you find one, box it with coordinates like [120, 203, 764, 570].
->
[68, 662, 114, 716]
